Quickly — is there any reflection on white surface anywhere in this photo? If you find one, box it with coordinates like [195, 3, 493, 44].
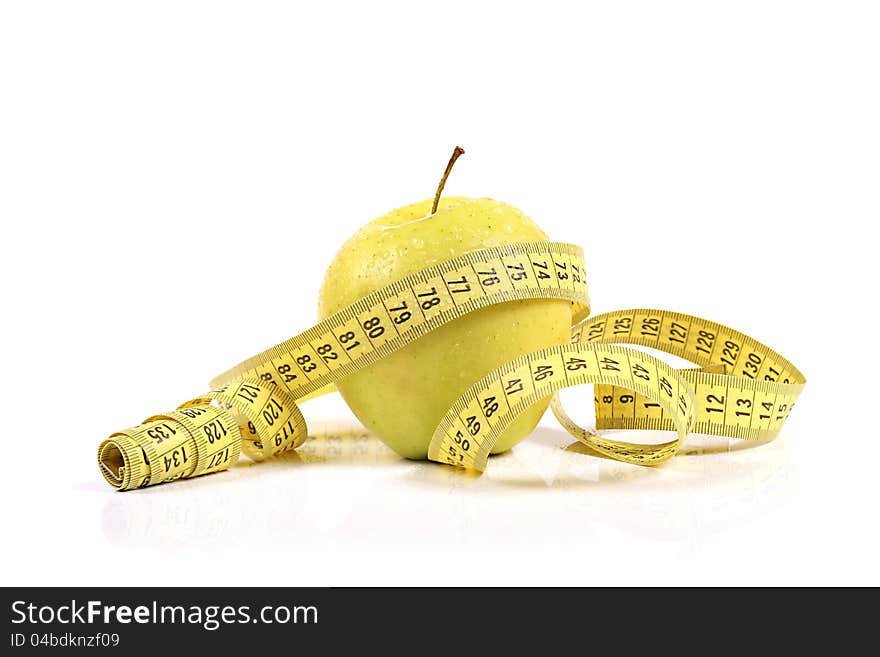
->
[100, 419, 795, 553]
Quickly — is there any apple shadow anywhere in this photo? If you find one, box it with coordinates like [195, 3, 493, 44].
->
[398, 426, 663, 490]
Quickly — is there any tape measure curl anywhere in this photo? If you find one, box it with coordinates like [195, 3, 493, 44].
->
[97, 242, 804, 490]
[428, 308, 805, 472]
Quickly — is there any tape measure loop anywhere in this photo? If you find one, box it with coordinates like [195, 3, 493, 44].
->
[426, 343, 695, 471]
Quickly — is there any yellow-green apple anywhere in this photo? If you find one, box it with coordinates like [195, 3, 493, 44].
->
[318, 149, 572, 459]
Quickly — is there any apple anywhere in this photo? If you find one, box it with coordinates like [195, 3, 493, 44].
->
[318, 148, 572, 459]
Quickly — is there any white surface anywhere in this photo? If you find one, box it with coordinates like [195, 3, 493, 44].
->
[1, 1, 878, 586]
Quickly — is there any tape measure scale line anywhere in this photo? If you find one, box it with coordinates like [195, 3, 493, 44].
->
[96, 243, 804, 491]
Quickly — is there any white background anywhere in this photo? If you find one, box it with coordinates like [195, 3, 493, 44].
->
[1, 1, 878, 586]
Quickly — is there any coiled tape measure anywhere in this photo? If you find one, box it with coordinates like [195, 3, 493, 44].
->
[97, 242, 805, 490]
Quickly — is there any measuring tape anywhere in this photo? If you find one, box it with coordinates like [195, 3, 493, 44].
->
[97, 242, 804, 490]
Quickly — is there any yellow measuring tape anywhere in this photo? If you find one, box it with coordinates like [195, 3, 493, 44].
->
[97, 242, 804, 490]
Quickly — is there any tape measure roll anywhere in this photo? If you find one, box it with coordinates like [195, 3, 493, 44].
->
[97, 242, 804, 491]
[97, 380, 310, 491]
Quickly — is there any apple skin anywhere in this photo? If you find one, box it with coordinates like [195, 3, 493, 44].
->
[318, 197, 572, 460]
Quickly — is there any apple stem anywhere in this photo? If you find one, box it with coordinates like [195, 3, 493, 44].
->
[432, 146, 465, 214]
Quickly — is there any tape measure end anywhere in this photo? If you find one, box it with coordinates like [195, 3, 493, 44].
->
[98, 439, 127, 491]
